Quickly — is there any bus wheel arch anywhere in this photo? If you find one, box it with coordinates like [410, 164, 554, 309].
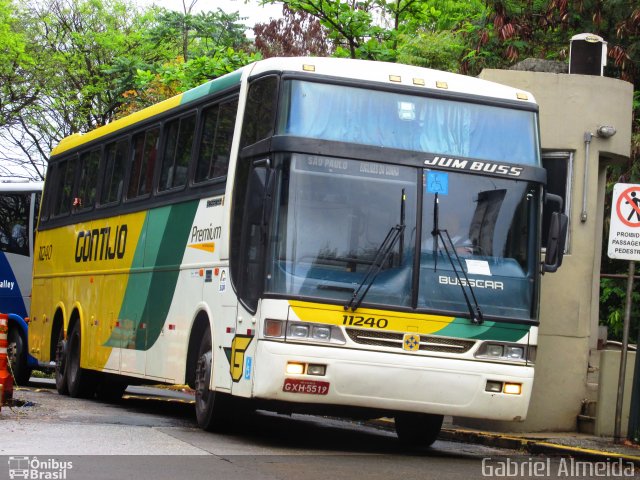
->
[185, 311, 211, 389]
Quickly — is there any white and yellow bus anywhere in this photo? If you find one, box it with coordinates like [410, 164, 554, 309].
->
[30, 57, 566, 445]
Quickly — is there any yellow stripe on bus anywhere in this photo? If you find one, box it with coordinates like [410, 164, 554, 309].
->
[288, 300, 455, 334]
[51, 95, 183, 156]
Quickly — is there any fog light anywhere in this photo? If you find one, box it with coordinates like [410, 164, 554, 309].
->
[264, 319, 284, 338]
[290, 324, 309, 338]
[485, 380, 503, 393]
[286, 362, 305, 375]
[307, 364, 326, 376]
[503, 383, 522, 395]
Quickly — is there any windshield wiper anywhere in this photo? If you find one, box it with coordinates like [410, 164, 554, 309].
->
[344, 223, 406, 312]
[432, 193, 484, 325]
[344, 189, 407, 312]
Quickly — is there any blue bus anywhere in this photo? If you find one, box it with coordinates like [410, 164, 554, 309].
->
[0, 181, 43, 384]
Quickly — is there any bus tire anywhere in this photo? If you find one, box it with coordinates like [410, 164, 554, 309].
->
[54, 327, 69, 395]
[65, 322, 96, 398]
[94, 376, 127, 402]
[394, 412, 443, 447]
[194, 327, 232, 432]
[8, 327, 32, 386]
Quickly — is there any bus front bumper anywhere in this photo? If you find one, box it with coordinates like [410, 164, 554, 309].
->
[252, 340, 534, 421]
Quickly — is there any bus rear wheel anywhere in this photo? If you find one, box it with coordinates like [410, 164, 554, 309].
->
[8, 327, 32, 385]
[194, 328, 232, 432]
[394, 412, 443, 448]
[54, 327, 68, 395]
[65, 323, 96, 398]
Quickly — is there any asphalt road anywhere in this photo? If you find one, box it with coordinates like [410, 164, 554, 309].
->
[0, 379, 629, 480]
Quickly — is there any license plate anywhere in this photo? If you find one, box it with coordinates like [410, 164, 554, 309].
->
[282, 378, 330, 395]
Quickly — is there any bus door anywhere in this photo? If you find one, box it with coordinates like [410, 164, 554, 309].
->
[231, 159, 274, 397]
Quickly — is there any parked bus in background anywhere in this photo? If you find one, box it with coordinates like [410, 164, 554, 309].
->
[0, 180, 43, 384]
[29, 57, 566, 445]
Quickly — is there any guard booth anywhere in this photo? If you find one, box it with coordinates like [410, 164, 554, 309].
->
[456, 62, 634, 433]
[569, 33, 607, 76]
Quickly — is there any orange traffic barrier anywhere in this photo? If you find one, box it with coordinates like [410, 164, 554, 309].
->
[0, 313, 13, 404]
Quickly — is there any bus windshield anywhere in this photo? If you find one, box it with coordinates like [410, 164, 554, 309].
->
[278, 80, 540, 166]
[265, 154, 539, 321]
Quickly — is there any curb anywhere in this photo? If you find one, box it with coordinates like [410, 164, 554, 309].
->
[439, 428, 640, 466]
[368, 419, 640, 466]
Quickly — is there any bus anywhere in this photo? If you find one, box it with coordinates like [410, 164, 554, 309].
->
[30, 57, 566, 445]
[0, 181, 43, 385]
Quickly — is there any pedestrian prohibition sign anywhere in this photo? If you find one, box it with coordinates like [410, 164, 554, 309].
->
[608, 183, 640, 260]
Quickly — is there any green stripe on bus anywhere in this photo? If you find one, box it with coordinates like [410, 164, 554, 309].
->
[105, 200, 199, 350]
[436, 318, 530, 342]
[180, 69, 243, 105]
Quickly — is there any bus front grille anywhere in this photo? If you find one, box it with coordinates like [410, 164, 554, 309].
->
[345, 329, 475, 354]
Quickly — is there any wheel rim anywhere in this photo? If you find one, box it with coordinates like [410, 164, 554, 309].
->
[7, 340, 18, 366]
[195, 350, 212, 410]
[55, 337, 66, 376]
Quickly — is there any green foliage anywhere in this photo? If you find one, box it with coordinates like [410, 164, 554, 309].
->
[600, 277, 640, 342]
[122, 48, 260, 114]
[396, 29, 464, 72]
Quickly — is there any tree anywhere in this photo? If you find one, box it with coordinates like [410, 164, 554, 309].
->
[260, 0, 435, 60]
[0, 0, 156, 179]
[145, 7, 250, 62]
[254, 5, 333, 58]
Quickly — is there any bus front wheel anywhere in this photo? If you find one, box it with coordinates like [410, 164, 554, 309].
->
[194, 328, 232, 432]
[394, 412, 444, 447]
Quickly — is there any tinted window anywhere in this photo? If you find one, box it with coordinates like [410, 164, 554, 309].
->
[53, 157, 78, 217]
[76, 148, 100, 211]
[195, 99, 238, 183]
[159, 114, 196, 191]
[240, 76, 278, 148]
[102, 139, 128, 204]
[128, 127, 159, 199]
[0, 193, 31, 256]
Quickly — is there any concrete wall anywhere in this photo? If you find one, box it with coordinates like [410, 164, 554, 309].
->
[595, 350, 636, 436]
[464, 70, 634, 432]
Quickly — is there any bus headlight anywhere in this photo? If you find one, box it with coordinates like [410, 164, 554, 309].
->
[475, 342, 535, 363]
[264, 320, 346, 345]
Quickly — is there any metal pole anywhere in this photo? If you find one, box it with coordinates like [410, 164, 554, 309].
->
[614, 260, 635, 443]
[628, 328, 640, 443]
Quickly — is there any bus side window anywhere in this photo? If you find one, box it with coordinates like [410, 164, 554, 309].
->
[52, 156, 78, 217]
[195, 98, 238, 183]
[240, 77, 278, 148]
[127, 127, 160, 200]
[102, 139, 129, 205]
[76, 148, 100, 211]
[0, 193, 30, 256]
[159, 114, 196, 191]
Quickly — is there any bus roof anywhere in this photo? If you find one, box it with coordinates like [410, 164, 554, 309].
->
[0, 180, 44, 193]
[247, 57, 537, 105]
[50, 68, 245, 157]
[50, 57, 536, 157]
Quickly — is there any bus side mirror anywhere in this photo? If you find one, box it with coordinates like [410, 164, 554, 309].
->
[543, 212, 568, 273]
